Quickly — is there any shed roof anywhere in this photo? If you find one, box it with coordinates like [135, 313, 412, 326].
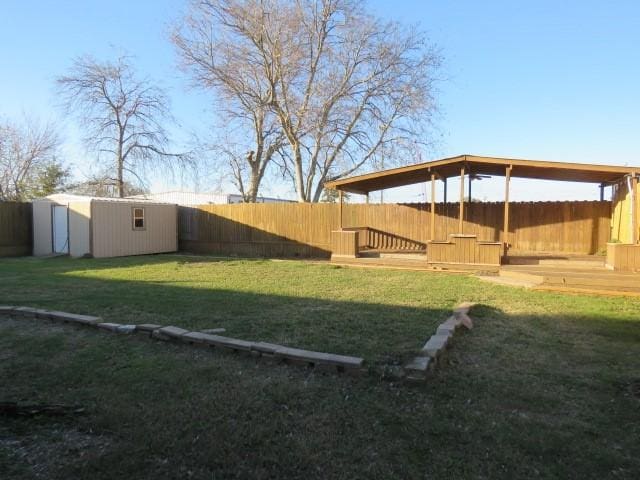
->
[324, 155, 638, 194]
[34, 193, 175, 206]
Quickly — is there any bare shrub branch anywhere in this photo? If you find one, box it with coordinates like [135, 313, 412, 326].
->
[0, 117, 62, 201]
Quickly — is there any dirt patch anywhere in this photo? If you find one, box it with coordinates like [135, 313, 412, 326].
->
[0, 423, 111, 479]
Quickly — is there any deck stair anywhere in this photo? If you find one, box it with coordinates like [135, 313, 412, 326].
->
[503, 254, 605, 267]
[332, 251, 640, 295]
[498, 256, 640, 294]
[333, 250, 431, 270]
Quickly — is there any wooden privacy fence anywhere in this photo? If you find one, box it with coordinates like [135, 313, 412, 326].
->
[0, 202, 32, 256]
[178, 201, 612, 258]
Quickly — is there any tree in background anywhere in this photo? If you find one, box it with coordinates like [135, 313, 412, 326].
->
[174, 0, 440, 202]
[320, 188, 349, 203]
[56, 55, 191, 198]
[22, 162, 71, 199]
[66, 174, 147, 198]
[173, 6, 285, 202]
[0, 118, 67, 201]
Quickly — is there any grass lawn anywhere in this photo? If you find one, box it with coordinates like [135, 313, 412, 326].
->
[1, 254, 639, 479]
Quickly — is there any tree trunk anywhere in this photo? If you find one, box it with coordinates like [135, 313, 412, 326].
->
[293, 147, 307, 202]
[116, 134, 124, 198]
[245, 167, 260, 203]
[116, 157, 124, 198]
[311, 183, 324, 203]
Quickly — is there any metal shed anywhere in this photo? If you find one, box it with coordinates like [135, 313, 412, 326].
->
[32, 194, 178, 258]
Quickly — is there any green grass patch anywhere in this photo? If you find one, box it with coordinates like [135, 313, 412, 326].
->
[1, 255, 639, 479]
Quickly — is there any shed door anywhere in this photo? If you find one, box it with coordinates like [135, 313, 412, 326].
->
[52, 205, 69, 254]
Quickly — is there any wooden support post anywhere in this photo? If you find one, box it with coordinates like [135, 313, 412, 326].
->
[339, 190, 344, 231]
[633, 174, 639, 244]
[458, 167, 465, 233]
[468, 173, 472, 202]
[365, 193, 369, 204]
[599, 184, 605, 202]
[443, 178, 447, 203]
[503, 165, 512, 255]
[430, 173, 436, 241]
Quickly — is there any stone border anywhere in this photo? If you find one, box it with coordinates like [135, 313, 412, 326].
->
[402, 302, 476, 382]
[0, 306, 366, 376]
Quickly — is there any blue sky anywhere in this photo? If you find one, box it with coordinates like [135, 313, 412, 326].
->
[1, 1, 639, 201]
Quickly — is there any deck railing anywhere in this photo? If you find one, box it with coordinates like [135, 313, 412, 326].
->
[342, 226, 426, 252]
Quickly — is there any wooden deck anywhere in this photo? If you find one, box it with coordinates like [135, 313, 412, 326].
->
[330, 251, 640, 296]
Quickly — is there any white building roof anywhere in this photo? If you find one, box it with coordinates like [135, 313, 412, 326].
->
[127, 191, 294, 205]
[127, 191, 231, 205]
[36, 193, 174, 205]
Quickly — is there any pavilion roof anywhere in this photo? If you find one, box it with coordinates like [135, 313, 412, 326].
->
[324, 155, 637, 194]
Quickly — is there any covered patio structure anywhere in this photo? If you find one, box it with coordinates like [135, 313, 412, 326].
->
[325, 155, 640, 272]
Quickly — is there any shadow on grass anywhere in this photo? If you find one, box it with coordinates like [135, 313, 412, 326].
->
[2, 253, 640, 479]
[0, 255, 459, 363]
[1, 254, 640, 365]
[1, 296, 640, 480]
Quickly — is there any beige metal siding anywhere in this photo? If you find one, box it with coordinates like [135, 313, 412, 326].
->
[68, 201, 91, 257]
[91, 202, 177, 258]
[32, 201, 53, 256]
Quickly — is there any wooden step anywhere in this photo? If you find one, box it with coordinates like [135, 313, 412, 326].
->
[378, 252, 428, 261]
[331, 257, 495, 273]
[504, 255, 605, 267]
[541, 275, 640, 291]
[498, 269, 545, 284]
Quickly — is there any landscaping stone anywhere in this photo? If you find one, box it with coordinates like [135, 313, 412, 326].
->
[116, 325, 137, 334]
[152, 326, 190, 341]
[444, 314, 462, 328]
[404, 356, 432, 379]
[46, 311, 70, 322]
[455, 312, 474, 329]
[97, 322, 122, 332]
[274, 346, 364, 369]
[181, 331, 219, 345]
[436, 318, 458, 336]
[3, 306, 373, 381]
[205, 335, 253, 352]
[48, 311, 101, 326]
[419, 334, 450, 358]
[136, 324, 162, 333]
[251, 341, 282, 355]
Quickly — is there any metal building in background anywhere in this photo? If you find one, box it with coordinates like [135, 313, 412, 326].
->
[127, 191, 293, 206]
[32, 194, 177, 258]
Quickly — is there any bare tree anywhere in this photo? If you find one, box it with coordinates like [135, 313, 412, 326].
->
[173, 5, 285, 202]
[56, 55, 191, 198]
[175, 0, 440, 202]
[0, 118, 62, 201]
[66, 174, 147, 198]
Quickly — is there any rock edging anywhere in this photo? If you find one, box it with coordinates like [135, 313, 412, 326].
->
[0, 306, 365, 376]
[402, 302, 476, 382]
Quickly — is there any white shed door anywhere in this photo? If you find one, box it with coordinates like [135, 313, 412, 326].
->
[52, 205, 69, 254]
